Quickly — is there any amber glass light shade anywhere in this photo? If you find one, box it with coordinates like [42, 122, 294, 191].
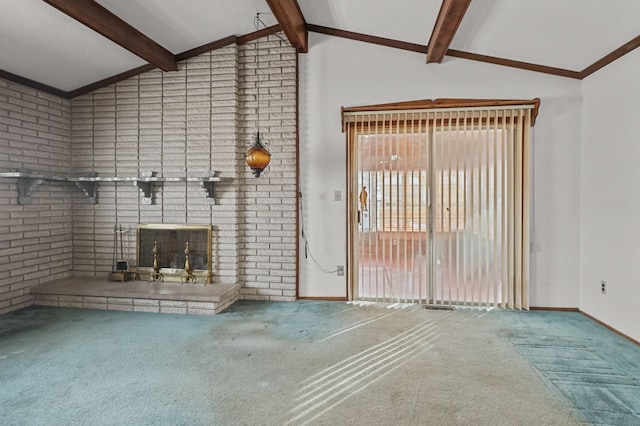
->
[245, 132, 271, 177]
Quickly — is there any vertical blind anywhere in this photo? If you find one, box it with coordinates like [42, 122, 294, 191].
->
[344, 100, 538, 310]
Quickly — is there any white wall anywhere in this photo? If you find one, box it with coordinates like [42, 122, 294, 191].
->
[299, 33, 582, 307]
[580, 49, 640, 341]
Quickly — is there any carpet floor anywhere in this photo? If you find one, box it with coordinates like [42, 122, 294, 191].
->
[497, 310, 640, 425]
[0, 301, 637, 425]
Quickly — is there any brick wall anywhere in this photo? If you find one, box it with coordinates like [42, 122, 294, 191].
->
[238, 36, 298, 300]
[69, 36, 298, 300]
[71, 46, 243, 281]
[0, 78, 73, 315]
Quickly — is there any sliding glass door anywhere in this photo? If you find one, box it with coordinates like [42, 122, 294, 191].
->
[346, 106, 532, 309]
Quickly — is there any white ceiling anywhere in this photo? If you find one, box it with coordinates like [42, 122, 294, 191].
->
[95, 0, 277, 54]
[297, 0, 443, 46]
[451, 0, 640, 71]
[0, 0, 638, 93]
[0, 0, 146, 91]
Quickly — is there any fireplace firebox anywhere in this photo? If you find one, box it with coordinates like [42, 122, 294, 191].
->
[136, 224, 213, 284]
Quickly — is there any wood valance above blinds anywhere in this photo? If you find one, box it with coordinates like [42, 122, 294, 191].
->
[341, 98, 541, 132]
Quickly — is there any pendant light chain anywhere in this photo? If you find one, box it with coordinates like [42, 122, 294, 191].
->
[245, 13, 271, 178]
[255, 13, 261, 138]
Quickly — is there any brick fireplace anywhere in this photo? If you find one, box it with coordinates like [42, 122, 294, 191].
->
[0, 34, 298, 316]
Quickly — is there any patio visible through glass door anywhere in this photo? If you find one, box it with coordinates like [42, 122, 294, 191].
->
[355, 131, 431, 303]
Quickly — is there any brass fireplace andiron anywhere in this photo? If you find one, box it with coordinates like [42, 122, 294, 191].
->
[181, 242, 197, 284]
[149, 240, 164, 282]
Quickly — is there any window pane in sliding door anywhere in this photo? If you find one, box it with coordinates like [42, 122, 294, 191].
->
[432, 126, 506, 307]
[357, 129, 429, 303]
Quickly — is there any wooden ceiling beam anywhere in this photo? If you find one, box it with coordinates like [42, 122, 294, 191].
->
[237, 24, 283, 45]
[446, 49, 581, 79]
[69, 25, 284, 99]
[580, 35, 640, 79]
[265, 0, 308, 53]
[427, 0, 472, 63]
[307, 25, 427, 54]
[42, 0, 177, 71]
[0, 68, 69, 98]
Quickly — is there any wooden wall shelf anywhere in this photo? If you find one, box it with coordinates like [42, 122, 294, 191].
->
[0, 171, 229, 205]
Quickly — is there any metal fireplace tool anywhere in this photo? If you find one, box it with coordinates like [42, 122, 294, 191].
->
[109, 224, 136, 282]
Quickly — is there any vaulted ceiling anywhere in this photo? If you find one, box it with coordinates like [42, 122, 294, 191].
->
[1, 0, 638, 98]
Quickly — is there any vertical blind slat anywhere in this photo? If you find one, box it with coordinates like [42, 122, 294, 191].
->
[522, 111, 531, 309]
[501, 109, 509, 308]
[491, 113, 500, 307]
[514, 109, 524, 310]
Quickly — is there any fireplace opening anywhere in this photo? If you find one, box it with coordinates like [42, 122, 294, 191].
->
[136, 224, 213, 284]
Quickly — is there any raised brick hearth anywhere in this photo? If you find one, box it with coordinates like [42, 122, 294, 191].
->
[31, 277, 239, 315]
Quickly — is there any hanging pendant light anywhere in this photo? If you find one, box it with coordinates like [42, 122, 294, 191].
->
[245, 13, 271, 178]
[246, 131, 270, 177]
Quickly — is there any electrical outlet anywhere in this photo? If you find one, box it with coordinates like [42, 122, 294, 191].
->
[337, 265, 344, 276]
[334, 190, 341, 201]
[601, 280, 607, 294]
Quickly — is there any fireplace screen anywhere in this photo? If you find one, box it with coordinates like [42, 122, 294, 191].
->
[137, 224, 213, 283]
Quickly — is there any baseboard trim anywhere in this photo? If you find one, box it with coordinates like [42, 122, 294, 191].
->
[579, 310, 640, 346]
[529, 307, 638, 346]
[291, 302, 639, 345]
[297, 296, 348, 301]
[530, 307, 579, 312]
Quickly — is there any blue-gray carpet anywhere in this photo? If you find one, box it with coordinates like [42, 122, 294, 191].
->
[1, 302, 637, 425]
[497, 311, 640, 425]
